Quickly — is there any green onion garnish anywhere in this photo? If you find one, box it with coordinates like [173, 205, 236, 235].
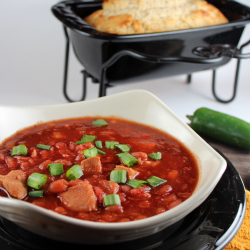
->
[95, 141, 103, 148]
[92, 119, 108, 127]
[97, 149, 106, 155]
[28, 190, 44, 197]
[105, 141, 119, 149]
[104, 194, 121, 206]
[12, 145, 28, 156]
[149, 152, 162, 160]
[48, 163, 64, 176]
[126, 179, 147, 188]
[66, 165, 83, 180]
[110, 170, 127, 184]
[76, 135, 96, 145]
[147, 176, 167, 187]
[83, 147, 98, 158]
[27, 173, 47, 189]
[119, 153, 139, 167]
[36, 144, 51, 150]
[115, 144, 131, 152]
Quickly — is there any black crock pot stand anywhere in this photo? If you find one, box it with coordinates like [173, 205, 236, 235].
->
[62, 26, 250, 104]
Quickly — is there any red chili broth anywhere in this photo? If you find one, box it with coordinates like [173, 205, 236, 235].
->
[0, 117, 199, 223]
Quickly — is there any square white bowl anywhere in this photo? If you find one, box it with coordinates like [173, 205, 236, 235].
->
[0, 89, 226, 244]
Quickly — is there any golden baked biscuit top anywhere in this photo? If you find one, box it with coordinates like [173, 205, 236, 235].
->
[84, 0, 229, 35]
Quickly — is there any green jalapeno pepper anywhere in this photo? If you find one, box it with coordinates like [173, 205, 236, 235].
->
[187, 107, 250, 150]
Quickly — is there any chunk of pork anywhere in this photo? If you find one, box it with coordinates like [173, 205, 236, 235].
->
[59, 181, 97, 212]
[0, 170, 27, 199]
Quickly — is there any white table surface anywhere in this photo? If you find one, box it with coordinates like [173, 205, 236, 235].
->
[0, 0, 250, 124]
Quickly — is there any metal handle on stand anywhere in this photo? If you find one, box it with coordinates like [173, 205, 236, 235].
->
[211, 40, 250, 103]
[63, 26, 88, 102]
[62, 24, 250, 103]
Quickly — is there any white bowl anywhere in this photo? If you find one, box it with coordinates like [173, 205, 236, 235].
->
[0, 89, 226, 244]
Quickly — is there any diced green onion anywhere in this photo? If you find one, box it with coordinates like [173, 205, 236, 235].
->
[116, 153, 123, 157]
[76, 135, 96, 145]
[119, 153, 139, 167]
[149, 152, 162, 160]
[92, 119, 108, 127]
[28, 190, 44, 197]
[12, 145, 28, 156]
[27, 173, 47, 189]
[66, 165, 83, 180]
[95, 141, 103, 148]
[104, 194, 121, 206]
[97, 149, 106, 155]
[110, 170, 127, 184]
[126, 179, 147, 188]
[115, 144, 131, 152]
[105, 141, 119, 149]
[36, 144, 51, 150]
[83, 147, 98, 158]
[147, 176, 167, 187]
[48, 163, 64, 176]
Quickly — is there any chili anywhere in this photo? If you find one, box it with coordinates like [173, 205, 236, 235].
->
[0, 117, 199, 223]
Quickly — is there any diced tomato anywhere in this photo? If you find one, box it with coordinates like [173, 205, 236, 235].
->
[59, 150, 74, 158]
[55, 142, 67, 150]
[85, 142, 95, 148]
[93, 186, 105, 203]
[15, 156, 29, 162]
[49, 179, 68, 194]
[20, 161, 30, 171]
[130, 186, 151, 195]
[31, 201, 46, 208]
[161, 194, 177, 203]
[52, 131, 65, 139]
[119, 185, 131, 194]
[155, 185, 172, 196]
[156, 207, 166, 214]
[30, 148, 38, 158]
[54, 159, 72, 167]
[101, 214, 117, 222]
[40, 150, 49, 159]
[118, 193, 126, 203]
[5, 156, 18, 169]
[99, 180, 119, 194]
[69, 142, 76, 151]
[167, 199, 182, 210]
[177, 192, 191, 199]
[130, 186, 151, 199]
[179, 183, 188, 191]
[75, 153, 85, 162]
[134, 215, 148, 221]
[28, 158, 35, 165]
[0, 153, 5, 161]
[138, 200, 152, 208]
[39, 160, 53, 171]
[167, 170, 178, 180]
[131, 152, 148, 161]
[68, 179, 83, 187]
[55, 206, 68, 215]
[105, 205, 123, 214]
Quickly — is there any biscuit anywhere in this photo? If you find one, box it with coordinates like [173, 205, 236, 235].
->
[84, 0, 229, 35]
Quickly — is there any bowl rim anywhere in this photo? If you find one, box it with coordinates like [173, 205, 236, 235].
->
[0, 89, 227, 232]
